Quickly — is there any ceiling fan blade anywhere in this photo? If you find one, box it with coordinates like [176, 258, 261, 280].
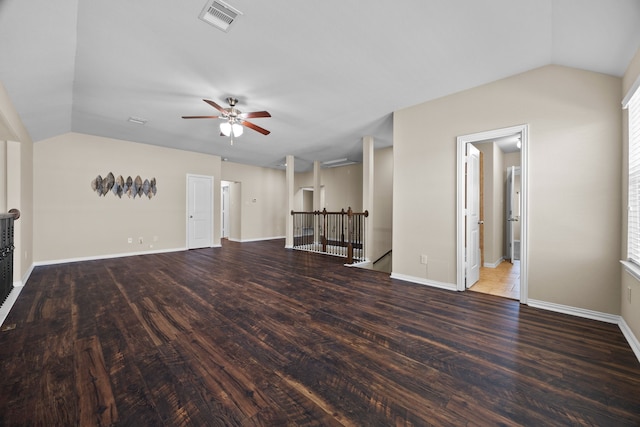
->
[181, 115, 220, 119]
[239, 111, 271, 119]
[203, 99, 227, 113]
[241, 120, 270, 135]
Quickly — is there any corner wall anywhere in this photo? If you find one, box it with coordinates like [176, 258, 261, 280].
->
[393, 65, 622, 314]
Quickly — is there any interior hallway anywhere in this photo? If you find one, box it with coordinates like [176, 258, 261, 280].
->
[470, 260, 520, 300]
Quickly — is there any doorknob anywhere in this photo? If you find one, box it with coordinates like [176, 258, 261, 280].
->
[189, 215, 193, 218]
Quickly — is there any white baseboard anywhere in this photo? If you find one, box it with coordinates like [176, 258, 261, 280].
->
[390, 273, 457, 291]
[527, 299, 620, 324]
[619, 317, 640, 362]
[229, 236, 285, 243]
[483, 257, 504, 268]
[528, 298, 640, 364]
[346, 260, 372, 269]
[0, 261, 36, 327]
[33, 247, 188, 267]
[21, 262, 34, 287]
[0, 283, 25, 327]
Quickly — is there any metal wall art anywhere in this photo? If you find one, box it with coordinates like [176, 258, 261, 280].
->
[91, 173, 157, 199]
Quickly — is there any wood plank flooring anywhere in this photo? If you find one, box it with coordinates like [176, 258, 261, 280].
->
[1, 239, 639, 426]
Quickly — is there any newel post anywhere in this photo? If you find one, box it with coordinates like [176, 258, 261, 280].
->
[321, 208, 328, 252]
[346, 207, 354, 264]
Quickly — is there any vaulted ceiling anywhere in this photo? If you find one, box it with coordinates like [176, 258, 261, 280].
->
[1, 0, 639, 171]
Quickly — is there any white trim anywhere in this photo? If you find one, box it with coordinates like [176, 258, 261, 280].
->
[0, 261, 36, 326]
[527, 299, 620, 324]
[228, 236, 285, 243]
[528, 299, 640, 364]
[0, 285, 24, 327]
[456, 124, 529, 304]
[483, 257, 505, 268]
[621, 260, 640, 281]
[21, 262, 35, 287]
[345, 260, 372, 269]
[623, 74, 640, 108]
[619, 317, 640, 363]
[32, 247, 188, 267]
[390, 273, 457, 291]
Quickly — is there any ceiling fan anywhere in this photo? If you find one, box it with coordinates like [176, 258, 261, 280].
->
[182, 97, 271, 144]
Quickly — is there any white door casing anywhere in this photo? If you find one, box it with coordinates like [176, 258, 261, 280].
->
[187, 174, 213, 249]
[456, 124, 528, 304]
[466, 144, 481, 288]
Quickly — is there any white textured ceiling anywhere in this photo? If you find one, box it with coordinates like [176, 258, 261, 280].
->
[1, 0, 639, 171]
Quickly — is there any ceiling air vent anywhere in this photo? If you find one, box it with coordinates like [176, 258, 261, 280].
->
[199, 0, 242, 33]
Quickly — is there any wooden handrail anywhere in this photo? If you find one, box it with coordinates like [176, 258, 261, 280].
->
[373, 249, 392, 265]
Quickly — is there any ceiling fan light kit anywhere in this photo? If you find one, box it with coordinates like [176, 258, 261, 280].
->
[182, 97, 271, 145]
[219, 121, 243, 137]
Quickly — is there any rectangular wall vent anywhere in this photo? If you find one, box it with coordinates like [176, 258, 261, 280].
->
[199, 0, 242, 33]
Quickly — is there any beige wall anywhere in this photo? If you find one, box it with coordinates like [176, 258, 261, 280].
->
[0, 82, 33, 284]
[394, 65, 622, 313]
[293, 170, 313, 211]
[34, 132, 221, 262]
[221, 161, 286, 241]
[323, 164, 363, 212]
[228, 181, 242, 241]
[294, 163, 364, 213]
[621, 47, 640, 340]
[372, 147, 393, 263]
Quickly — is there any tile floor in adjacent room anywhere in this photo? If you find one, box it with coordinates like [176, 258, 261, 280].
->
[469, 260, 520, 300]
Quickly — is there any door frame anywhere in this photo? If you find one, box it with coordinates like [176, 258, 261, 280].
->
[456, 124, 529, 304]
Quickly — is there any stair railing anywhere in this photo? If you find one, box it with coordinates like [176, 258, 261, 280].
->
[291, 207, 368, 264]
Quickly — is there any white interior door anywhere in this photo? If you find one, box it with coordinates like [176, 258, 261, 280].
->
[507, 166, 515, 262]
[506, 166, 522, 262]
[222, 184, 230, 238]
[187, 174, 213, 249]
[466, 144, 481, 288]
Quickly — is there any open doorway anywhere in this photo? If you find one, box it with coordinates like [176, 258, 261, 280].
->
[456, 125, 528, 303]
[221, 181, 231, 239]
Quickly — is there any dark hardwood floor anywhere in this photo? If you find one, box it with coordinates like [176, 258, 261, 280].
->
[1, 239, 639, 426]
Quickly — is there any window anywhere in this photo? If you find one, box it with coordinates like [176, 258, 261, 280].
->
[625, 80, 640, 265]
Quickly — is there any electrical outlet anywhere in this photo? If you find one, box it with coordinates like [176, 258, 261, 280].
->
[420, 254, 428, 265]
[127, 237, 133, 244]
